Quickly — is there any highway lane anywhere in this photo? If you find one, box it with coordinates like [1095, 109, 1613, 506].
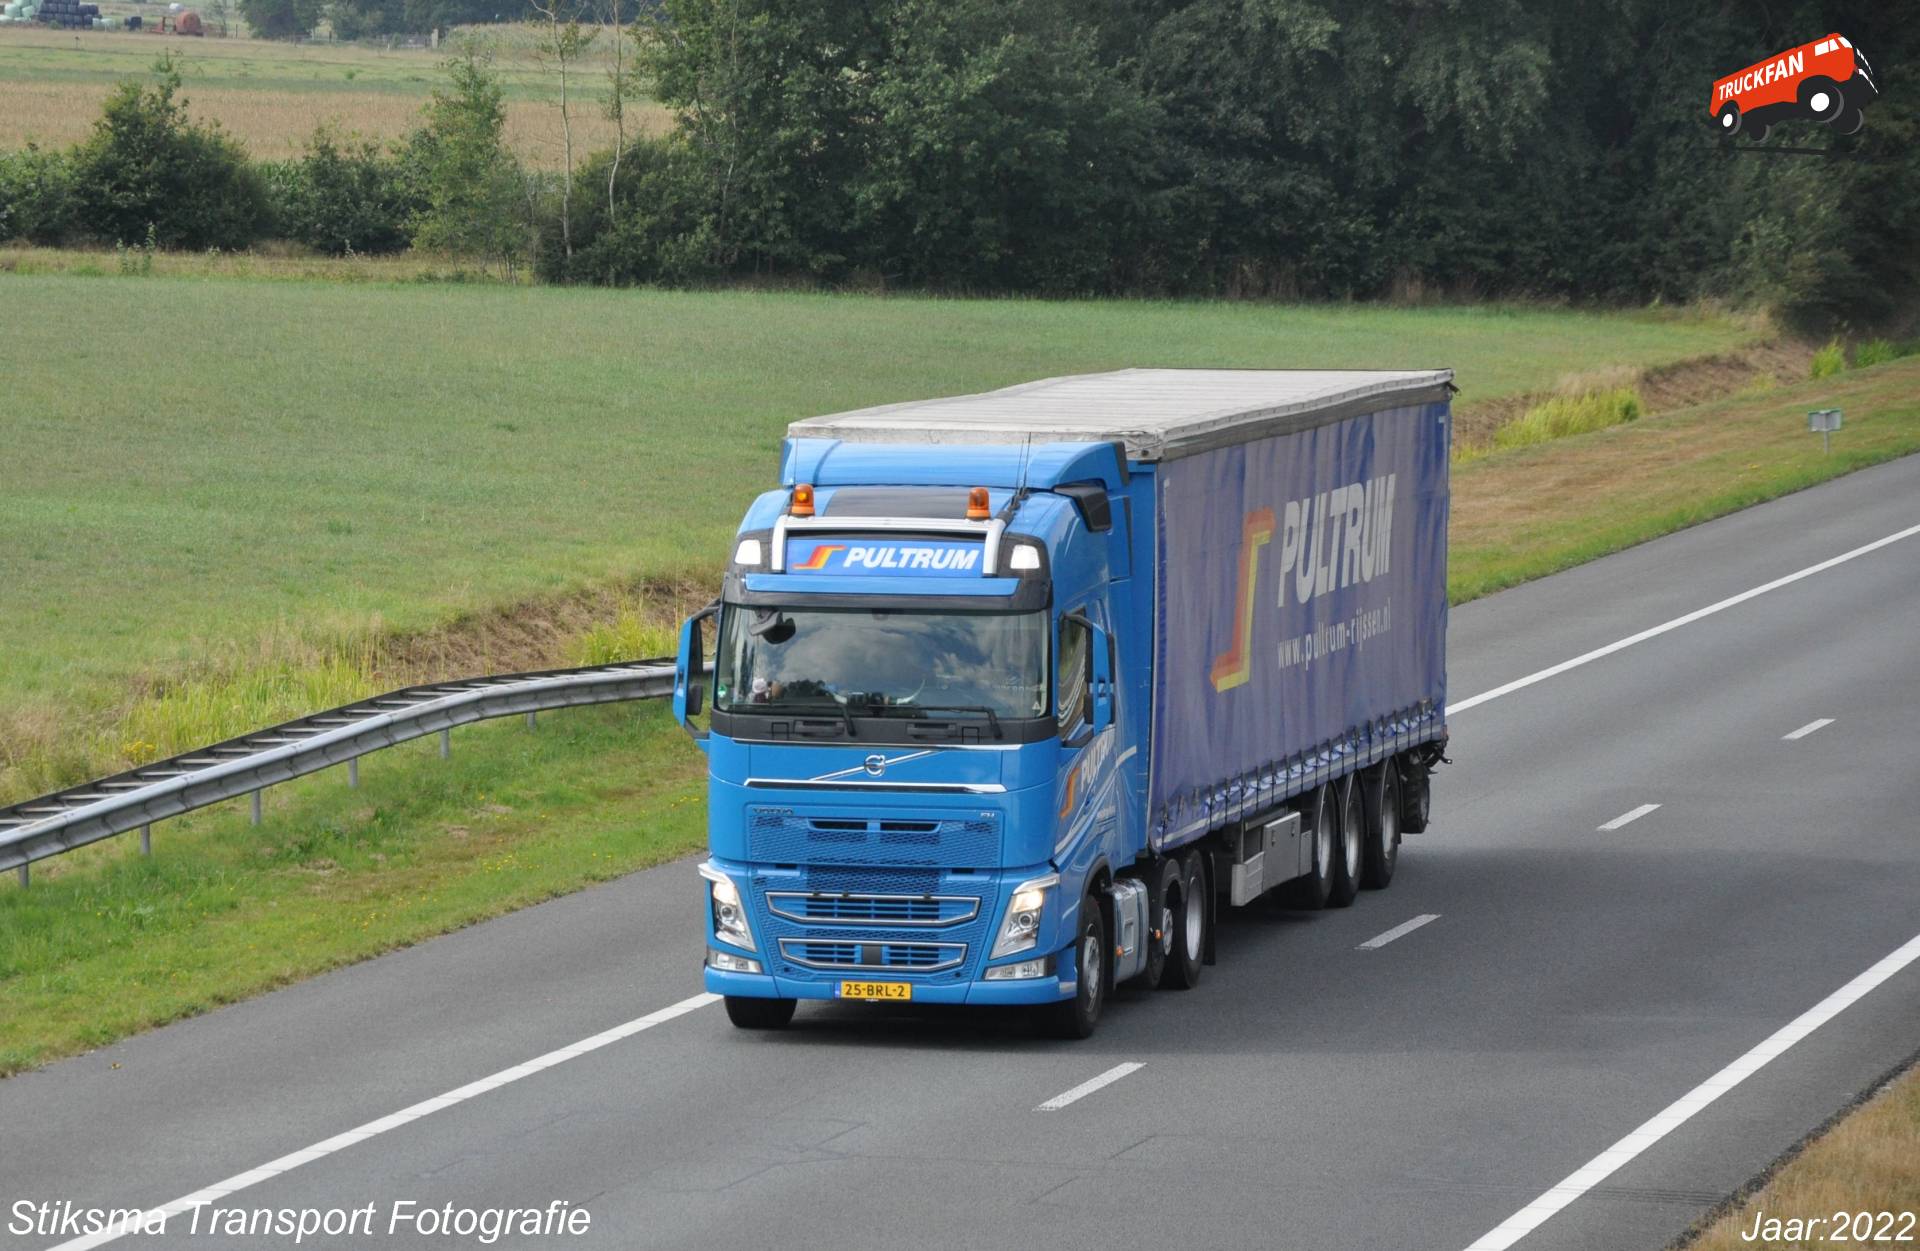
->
[4, 455, 1918, 1251]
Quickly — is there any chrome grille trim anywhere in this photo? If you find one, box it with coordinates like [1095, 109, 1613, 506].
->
[766, 891, 980, 928]
[776, 938, 966, 973]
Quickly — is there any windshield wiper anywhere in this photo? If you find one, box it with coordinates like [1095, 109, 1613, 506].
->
[875, 704, 1003, 739]
[748, 699, 856, 738]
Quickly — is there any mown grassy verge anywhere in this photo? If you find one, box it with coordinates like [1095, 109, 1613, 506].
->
[1680, 1058, 1919, 1250]
[1450, 357, 1920, 602]
[0, 702, 703, 1076]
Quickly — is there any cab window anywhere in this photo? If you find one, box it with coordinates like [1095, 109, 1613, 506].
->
[1058, 617, 1091, 736]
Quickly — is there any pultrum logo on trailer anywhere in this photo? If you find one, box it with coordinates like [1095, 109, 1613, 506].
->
[1711, 33, 1879, 141]
[1207, 508, 1275, 692]
[792, 544, 845, 572]
[1209, 474, 1397, 693]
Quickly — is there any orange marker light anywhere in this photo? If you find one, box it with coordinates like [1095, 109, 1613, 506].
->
[967, 486, 991, 520]
[791, 483, 816, 517]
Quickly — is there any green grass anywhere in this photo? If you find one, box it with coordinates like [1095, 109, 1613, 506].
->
[1489, 386, 1642, 452]
[0, 701, 703, 1075]
[0, 275, 1756, 733]
[1449, 357, 1920, 602]
[1810, 339, 1846, 378]
[0, 24, 617, 103]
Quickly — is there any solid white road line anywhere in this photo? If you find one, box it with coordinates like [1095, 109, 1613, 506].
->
[1358, 914, 1440, 950]
[1446, 523, 1920, 717]
[1462, 931, 1920, 1251]
[46, 993, 721, 1251]
[1783, 718, 1835, 740]
[1035, 1062, 1145, 1112]
[1597, 803, 1661, 832]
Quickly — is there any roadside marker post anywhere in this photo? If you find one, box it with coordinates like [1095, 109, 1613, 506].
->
[1808, 408, 1842, 454]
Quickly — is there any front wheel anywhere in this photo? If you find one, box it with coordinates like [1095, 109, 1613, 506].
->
[1801, 77, 1844, 122]
[1716, 103, 1742, 137]
[1041, 892, 1106, 1039]
[724, 995, 796, 1030]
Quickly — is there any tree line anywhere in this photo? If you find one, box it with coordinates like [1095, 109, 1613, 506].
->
[3, 0, 1914, 331]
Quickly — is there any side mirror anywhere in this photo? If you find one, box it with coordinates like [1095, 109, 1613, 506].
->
[674, 603, 718, 741]
[1089, 623, 1114, 733]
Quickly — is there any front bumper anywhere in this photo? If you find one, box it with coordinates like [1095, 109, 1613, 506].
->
[705, 962, 1076, 1006]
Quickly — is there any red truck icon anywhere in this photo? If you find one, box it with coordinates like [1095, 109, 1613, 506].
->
[1712, 34, 1878, 140]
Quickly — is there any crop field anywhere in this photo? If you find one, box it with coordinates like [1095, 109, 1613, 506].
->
[0, 24, 666, 163]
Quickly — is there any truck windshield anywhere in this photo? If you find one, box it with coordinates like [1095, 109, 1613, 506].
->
[715, 607, 1049, 722]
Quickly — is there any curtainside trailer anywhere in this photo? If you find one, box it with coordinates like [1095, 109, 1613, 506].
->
[673, 369, 1452, 1037]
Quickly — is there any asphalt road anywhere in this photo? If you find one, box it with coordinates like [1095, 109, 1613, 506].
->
[6, 456, 1919, 1251]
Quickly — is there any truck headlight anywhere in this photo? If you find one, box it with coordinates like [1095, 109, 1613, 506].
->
[700, 862, 756, 952]
[990, 873, 1058, 958]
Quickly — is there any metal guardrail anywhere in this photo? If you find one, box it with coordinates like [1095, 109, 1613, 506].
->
[0, 659, 678, 884]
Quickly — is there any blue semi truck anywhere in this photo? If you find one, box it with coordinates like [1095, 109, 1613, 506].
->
[673, 369, 1453, 1037]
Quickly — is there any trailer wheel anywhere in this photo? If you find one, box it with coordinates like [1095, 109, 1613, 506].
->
[724, 996, 796, 1030]
[1328, 775, 1363, 908]
[1144, 857, 1181, 989]
[1361, 763, 1400, 890]
[1287, 786, 1336, 910]
[1800, 77, 1844, 122]
[1041, 891, 1106, 1039]
[1162, 850, 1207, 990]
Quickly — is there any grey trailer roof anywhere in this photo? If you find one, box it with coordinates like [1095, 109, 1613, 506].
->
[787, 367, 1454, 462]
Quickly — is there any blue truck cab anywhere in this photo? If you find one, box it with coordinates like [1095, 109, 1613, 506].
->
[674, 369, 1453, 1037]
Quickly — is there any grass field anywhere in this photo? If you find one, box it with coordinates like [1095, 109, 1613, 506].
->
[0, 275, 1762, 796]
[0, 24, 666, 163]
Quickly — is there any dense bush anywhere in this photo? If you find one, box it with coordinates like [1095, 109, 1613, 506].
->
[536, 138, 719, 285]
[237, 0, 322, 39]
[0, 145, 76, 244]
[68, 56, 267, 249]
[268, 127, 417, 255]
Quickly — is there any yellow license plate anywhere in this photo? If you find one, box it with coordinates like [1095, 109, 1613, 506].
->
[839, 980, 912, 1001]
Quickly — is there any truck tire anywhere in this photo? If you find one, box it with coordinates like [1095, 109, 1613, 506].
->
[1800, 77, 1844, 122]
[1328, 774, 1363, 908]
[1042, 891, 1107, 1039]
[724, 995, 796, 1030]
[1397, 756, 1431, 834]
[1144, 857, 1181, 989]
[1162, 850, 1207, 990]
[1361, 762, 1400, 890]
[1287, 786, 1336, 910]
[1835, 106, 1864, 135]
[1716, 102, 1741, 137]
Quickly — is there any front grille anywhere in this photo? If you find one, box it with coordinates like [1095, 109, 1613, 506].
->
[767, 892, 979, 927]
[747, 864, 995, 984]
[777, 938, 965, 973]
[748, 808, 999, 867]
